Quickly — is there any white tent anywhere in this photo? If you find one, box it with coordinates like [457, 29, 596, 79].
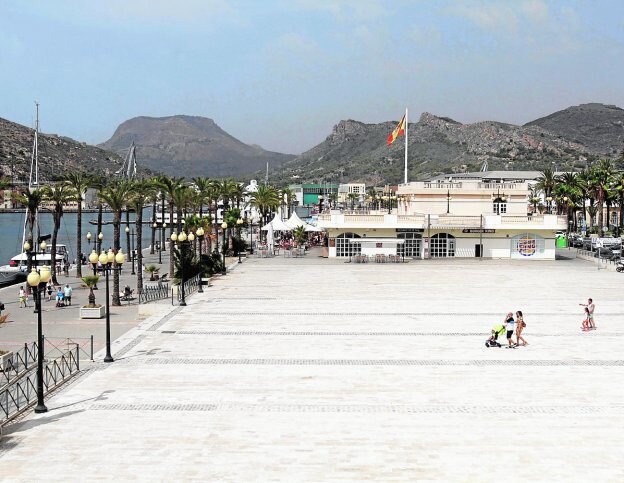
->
[285, 212, 323, 232]
[261, 214, 292, 232]
[285, 212, 311, 230]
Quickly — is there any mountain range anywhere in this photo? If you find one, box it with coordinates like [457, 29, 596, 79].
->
[268, 103, 624, 186]
[0, 117, 126, 184]
[1, 103, 624, 187]
[99, 115, 295, 179]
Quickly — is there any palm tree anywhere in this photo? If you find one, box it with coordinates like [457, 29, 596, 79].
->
[64, 173, 91, 278]
[192, 176, 212, 218]
[250, 185, 280, 240]
[90, 175, 107, 253]
[13, 188, 44, 272]
[347, 193, 358, 210]
[613, 172, 624, 232]
[42, 183, 75, 285]
[128, 179, 156, 295]
[98, 179, 132, 306]
[535, 167, 557, 213]
[592, 159, 616, 233]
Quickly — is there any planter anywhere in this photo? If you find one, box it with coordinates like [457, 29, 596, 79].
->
[80, 305, 105, 319]
[0, 351, 14, 372]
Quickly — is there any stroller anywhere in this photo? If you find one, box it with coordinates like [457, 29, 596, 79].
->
[485, 324, 506, 347]
[55, 290, 65, 308]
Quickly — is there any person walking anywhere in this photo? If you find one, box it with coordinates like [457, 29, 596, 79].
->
[581, 307, 591, 331]
[46, 280, 54, 301]
[63, 284, 73, 306]
[18, 286, 27, 308]
[580, 298, 596, 330]
[515, 310, 528, 346]
[504, 312, 516, 348]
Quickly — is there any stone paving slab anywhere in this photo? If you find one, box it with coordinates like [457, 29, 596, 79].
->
[1, 253, 623, 481]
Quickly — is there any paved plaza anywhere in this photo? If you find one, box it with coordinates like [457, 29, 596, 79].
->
[1, 251, 624, 481]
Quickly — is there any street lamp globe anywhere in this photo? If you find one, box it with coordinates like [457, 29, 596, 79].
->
[27, 268, 41, 287]
[40, 241, 47, 252]
[187, 232, 195, 242]
[23, 241, 31, 252]
[39, 267, 51, 284]
[87, 231, 92, 242]
[106, 249, 115, 265]
[237, 218, 243, 225]
[98, 232, 104, 241]
[125, 226, 130, 233]
[178, 232, 187, 242]
[98, 251, 108, 266]
[89, 250, 99, 265]
[115, 250, 125, 265]
[171, 232, 178, 242]
[196, 227, 204, 237]
[221, 222, 228, 229]
[153, 222, 157, 228]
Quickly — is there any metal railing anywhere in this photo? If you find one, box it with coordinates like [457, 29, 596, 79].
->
[0, 342, 38, 388]
[174, 273, 201, 304]
[44, 337, 94, 361]
[139, 283, 170, 304]
[0, 345, 80, 425]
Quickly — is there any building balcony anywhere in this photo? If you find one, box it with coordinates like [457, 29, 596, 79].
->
[317, 211, 567, 230]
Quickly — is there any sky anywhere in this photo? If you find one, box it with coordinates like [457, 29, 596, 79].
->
[1, 0, 624, 155]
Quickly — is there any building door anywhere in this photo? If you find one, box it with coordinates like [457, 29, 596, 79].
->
[397, 233, 422, 258]
[430, 233, 456, 257]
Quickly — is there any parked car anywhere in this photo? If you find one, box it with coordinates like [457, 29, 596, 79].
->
[595, 247, 614, 259]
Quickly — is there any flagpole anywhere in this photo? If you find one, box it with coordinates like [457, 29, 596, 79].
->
[404, 107, 408, 184]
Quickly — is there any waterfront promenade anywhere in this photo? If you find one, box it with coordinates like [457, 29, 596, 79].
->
[1, 252, 624, 481]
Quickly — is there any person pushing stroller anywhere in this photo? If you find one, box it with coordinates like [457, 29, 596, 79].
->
[486, 322, 507, 347]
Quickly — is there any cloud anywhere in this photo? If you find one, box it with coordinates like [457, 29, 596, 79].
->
[289, 0, 390, 22]
[446, 2, 519, 33]
[520, 0, 549, 24]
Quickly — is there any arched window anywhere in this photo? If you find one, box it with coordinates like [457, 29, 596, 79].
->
[430, 233, 455, 257]
[336, 232, 361, 257]
[493, 197, 507, 215]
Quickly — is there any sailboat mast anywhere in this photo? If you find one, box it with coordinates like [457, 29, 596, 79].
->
[29, 101, 39, 189]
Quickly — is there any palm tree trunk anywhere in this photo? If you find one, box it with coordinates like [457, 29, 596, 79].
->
[150, 199, 156, 254]
[112, 211, 121, 306]
[51, 211, 61, 286]
[97, 202, 103, 253]
[136, 208, 144, 295]
[76, 203, 83, 277]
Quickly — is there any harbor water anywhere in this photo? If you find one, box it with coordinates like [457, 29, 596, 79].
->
[0, 208, 152, 266]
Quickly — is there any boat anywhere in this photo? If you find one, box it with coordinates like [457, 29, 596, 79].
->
[0, 245, 68, 286]
[0, 102, 59, 286]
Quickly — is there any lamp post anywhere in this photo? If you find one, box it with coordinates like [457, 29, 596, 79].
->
[99, 248, 124, 363]
[446, 190, 452, 214]
[318, 195, 324, 214]
[546, 196, 553, 214]
[236, 218, 243, 263]
[86, 231, 92, 247]
[27, 265, 51, 413]
[171, 231, 189, 306]
[221, 222, 227, 274]
[196, 226, 204, 293]
[97, 232, 103, 253]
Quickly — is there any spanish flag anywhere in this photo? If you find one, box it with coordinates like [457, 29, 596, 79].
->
[387, 114, 406, 145]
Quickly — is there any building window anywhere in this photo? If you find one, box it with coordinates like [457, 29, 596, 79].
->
[336, 232, 362, 257]
[611, 212, 618, 227]
[511, 233, 545, 257]
[430, 233, 455, 257]
[397, 233, 422, 258]
[493, 199, 507, 214]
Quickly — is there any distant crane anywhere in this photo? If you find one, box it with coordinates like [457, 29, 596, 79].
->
[115, 142, 137, 180]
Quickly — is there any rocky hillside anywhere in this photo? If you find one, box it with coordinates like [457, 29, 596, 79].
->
[100, 115, 295, 179]
[525, 103, 624, 156]
[0, 117, 126, 183]
[268, 103, 624, 186]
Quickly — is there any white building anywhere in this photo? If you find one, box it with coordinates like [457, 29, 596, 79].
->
[317, 173, 567, 260]
[337, 183, 366, 204]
